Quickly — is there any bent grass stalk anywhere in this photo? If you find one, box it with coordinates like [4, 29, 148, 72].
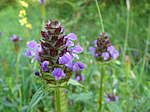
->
[95, 0, 105, 32]
[139, 17, 150, 87]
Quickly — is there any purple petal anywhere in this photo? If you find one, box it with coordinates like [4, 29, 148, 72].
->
[95, 53, 99, 57]
[72, 53, 79, 59]
[59, 52, 73, 64]
[75, 76, 80, 81]
[31, 53, 40, 63]
[115, 96, 119, 101]
[55, 76, 61, 81]
[89, 47, 96, 53]
[111, 50, 119, 59]
[93, 40, 97, 47]
[65, 33, 77, 40]
[42, 61, 49, 71]
[107, 46, 115, 54]
[10, 37, 14, 42]
[105, 98, 111, 103]
[72, 45, 84, 53]
[13, 34, 18, 39]
[72, 62, 84, 71]
[19, 38, 23, 41]
[66, 40, 74, 47]
[102, 52, 109, 60]
[25, 50, 33, 57]
[26, 41, 38, 49]
[51, 68, 65, 81]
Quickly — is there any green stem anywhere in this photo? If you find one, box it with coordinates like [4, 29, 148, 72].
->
[95, 0, 105, 32]
[139, 16, 150, 86]
[99, 65, 104, 112]
[55, 88, 61, 112]
[123, 0, 130, 62]
[41, 3, 45, 30]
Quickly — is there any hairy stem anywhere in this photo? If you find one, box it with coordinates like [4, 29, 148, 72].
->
[99, 65, 104, 112]
[55, 88, 61, 112]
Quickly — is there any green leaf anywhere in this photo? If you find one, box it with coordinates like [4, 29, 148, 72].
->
[68, 92, 93, 102]
[107, 101, 123, 112]
[27, 86, 48, 112]
[67, 79, 84, 88]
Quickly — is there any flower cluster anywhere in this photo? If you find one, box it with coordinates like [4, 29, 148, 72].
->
[105, 94, 119, 104]
[38, 0, 46, 5]
[10, 34, 23, 53]
[89, 32, 119, 62]
[10, 34, 23, 42]
[19, 1, 32, 30]
[25, 19, 84, 84]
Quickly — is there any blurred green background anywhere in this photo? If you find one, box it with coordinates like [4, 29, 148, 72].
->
[0, 0, 150, 112]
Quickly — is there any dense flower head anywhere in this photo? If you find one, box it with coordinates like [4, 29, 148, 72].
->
[105, 94, 119, 104]
[25, 19, 84, 84]
[10, 34, 23, 42]
[89, 32, 119, 62]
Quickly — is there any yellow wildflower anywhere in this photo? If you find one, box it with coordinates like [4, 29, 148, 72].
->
[19, 10, 26, 17]
[19, 17, 27, 25]
[26, 23, 32, 29]
[20, 1, 28, 8]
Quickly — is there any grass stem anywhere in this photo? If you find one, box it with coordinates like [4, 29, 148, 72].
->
[95, 0, 105, 32]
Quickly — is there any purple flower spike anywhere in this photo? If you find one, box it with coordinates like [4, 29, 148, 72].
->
[10, 34, 23, 42]
[65, 33, 77, 40]
[25, 19, 84, 84]
[72, 62, 84, 71]
[51, 68, 65, 81]
[89, 32, 119, 62]
[59, 52, 73, 64]
[42, 61, 49, 72]
[106, 94, 120, 104]
[102, 52, 109, 60]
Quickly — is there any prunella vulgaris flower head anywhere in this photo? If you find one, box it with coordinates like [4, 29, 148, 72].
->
[10, 34, 23, 42]
[105, 94, 119, 104]
[25, 19, 84, 85]
[89, 32, 119, 62]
